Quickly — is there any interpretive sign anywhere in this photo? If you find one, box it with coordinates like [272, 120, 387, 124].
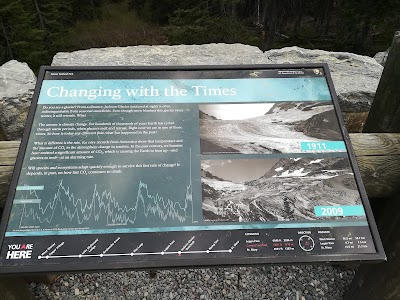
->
[0, 65, 385, 273]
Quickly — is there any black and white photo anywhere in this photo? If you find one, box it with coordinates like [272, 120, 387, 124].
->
[202, 157, 361, 222]
[199, 102, 342, 154]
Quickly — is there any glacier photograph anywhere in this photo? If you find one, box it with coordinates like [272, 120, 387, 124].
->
[199, 102, 342, 154]
[202, 158, 362, 223]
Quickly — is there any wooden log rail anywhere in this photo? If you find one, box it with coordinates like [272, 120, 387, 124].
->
[1, 133, 400, 204]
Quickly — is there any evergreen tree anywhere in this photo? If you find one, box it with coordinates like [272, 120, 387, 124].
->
[167, 3, 257, 45]
[70, 0, 103, 22]
[0, 17, 13, 62]
[128, 0, 180, 25]
[0, 0, 46, 69]
[336, 0, 400, 54]
[31, 0, 73, 54]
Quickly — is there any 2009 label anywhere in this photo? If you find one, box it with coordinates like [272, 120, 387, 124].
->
[314, 205, 365, 217]
[320, 207, 343, 216]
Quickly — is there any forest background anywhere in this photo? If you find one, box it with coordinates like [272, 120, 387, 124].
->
[1, 0, 399, 73]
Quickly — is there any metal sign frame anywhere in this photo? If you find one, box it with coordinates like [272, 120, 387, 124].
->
[0, 64, 386, 274]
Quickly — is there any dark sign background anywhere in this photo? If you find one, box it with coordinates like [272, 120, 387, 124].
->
[0, 65, 385, 274]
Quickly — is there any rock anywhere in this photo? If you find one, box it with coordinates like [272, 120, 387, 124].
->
[51, 44, 268, 67]
[0, 60, 36, 140]
[0, 60, 36, 99]
[28, 266, 356, 300]
[74, 288, 80, 295]
[0, 45, 383, 140]
[374, 48, 390, 66]
[52, 44, 382, 113]
[265, 46, 383, 112]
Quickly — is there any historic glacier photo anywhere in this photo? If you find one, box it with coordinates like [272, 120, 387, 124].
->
[201, 158, 361, 222]
[199, 102, 342, 154]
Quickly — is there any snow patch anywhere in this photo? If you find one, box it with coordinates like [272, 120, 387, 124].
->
[309, 159, 324, 164]
[304, 174, 338, 179]
[202, 178, 247, 191]
[291, 158, 302, 162]
[273, 168, 310, 178]
[202, 163, 211, 170]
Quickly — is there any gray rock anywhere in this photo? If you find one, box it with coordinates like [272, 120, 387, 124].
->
[0, 44, 383, 140]
[265, 46, 383, 112]
[0, 60, 36, 98]
[52, 44, 383, 113]
[0, 60, 36, 140]
[374, 48, 390, 66]
[0, 45, 383, 140]
[51, 44, 268, 67]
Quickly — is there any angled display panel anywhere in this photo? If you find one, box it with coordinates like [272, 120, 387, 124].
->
[0, 65, 385, 274]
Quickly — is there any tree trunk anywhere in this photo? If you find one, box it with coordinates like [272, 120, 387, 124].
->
[312, 0, 320, 27]
[363, 32, 400, 132]
[353, 19, 371, 53]
[292, 0, 304, 38]
[276, 1, 286, 41]
[231, 3, 237, 18]
[0, 18, 13, 60]
[324, 0, 334, 35]
[89, 0, 96, 18]
[263, 0, 278, 51]
[344, 194, 400, 299]
[33, 0, 45, 30]
[316, 0, 328, 36]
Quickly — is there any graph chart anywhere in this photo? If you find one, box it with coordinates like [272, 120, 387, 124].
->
[14, 179, 194, 230]
[8, 151, 195, 232]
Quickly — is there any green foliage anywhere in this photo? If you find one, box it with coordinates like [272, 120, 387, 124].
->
[32, 0, 74, 54]
[167, 6, 259, 46]
[0, 0, 47, 70]
[128, 0, 182, 25]
[335, 0, 400, 54]
[65, 1, 165, 50]
[0, 0, 399, 72]
[266, 0, 400, 55]
[70, 0, 103, 22]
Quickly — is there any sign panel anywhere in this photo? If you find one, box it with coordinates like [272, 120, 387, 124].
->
[0, 65, 385, 273]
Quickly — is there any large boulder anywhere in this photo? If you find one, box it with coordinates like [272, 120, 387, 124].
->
[53, 44, 383, 114]
[265, 47, 383, 113]
[52, 44, 269, 66]
[0, 60, 36, 140]
[374, 48, 390, 66]
[0, 44, 384, 140]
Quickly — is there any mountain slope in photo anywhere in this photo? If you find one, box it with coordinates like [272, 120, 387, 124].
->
[200, 102, 342, 154]
[202, 158, 361, 223]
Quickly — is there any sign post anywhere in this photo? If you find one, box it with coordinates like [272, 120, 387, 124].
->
[0, 65, 385, 274]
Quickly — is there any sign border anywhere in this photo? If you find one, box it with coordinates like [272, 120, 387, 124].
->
[0, 64, 386, 275]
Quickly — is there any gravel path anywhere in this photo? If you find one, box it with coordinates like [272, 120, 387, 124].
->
[29, 265, 355, 299]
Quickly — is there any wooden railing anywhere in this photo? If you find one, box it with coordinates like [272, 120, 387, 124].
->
[1, 134, 400, 206]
